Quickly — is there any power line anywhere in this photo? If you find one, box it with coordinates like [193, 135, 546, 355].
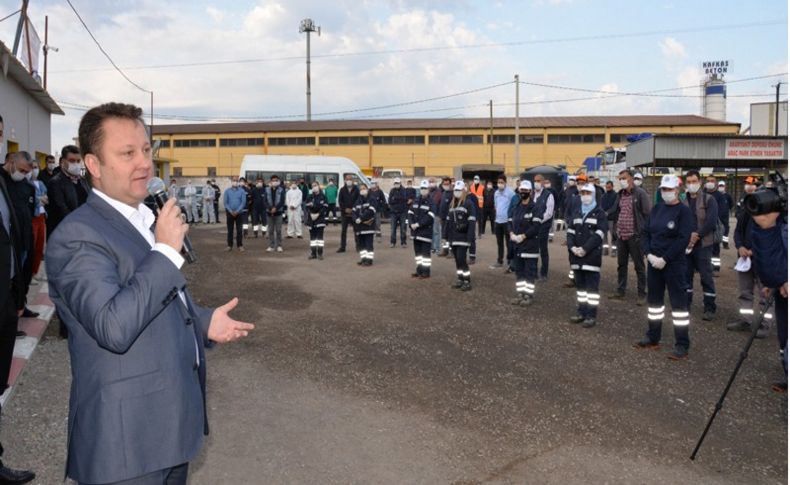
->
[64, 0, 150, 93]
[0, 9, 20, 23]
[50, 20, 785, 74]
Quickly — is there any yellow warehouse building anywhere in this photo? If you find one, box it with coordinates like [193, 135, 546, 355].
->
[151, 115, 740, 179]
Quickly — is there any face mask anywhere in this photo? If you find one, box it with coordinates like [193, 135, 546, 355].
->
[619, 179, 629, 189]
[429, 182, 436, 188]
[661, 191, 677, 203]
[47, 162, 56, 171]
[486, 185, 493, 190]
[744, 184, 755, 193]
[394, 184, 401, 188]
[581, 195, 593, 205]
[32, 168, 39, 178]
[312, 187, 319, 194]
[10, 170, 25, 182]
[474, 179, 480, 184]
[543, 184, 551, 190]
[634, 179, 643, 187]
[66, 162, 83, 176]
[442, 185, 450, 191]
[568, 180, 576, 186]
[345, 180, 353, 187]
[686, 183, 700, 194]
[534, 184, 542, 191]
[453, 190, 463, 198]
[420, 188, 429, 196]
[497, 183, 505, 190]
[25, 172, 32, 181]
[717, 186, 725, 193]
[256, 183, 263, 188]
[360, 190, 368, 197]
[272, 181, 280, 187]
[704, 182, 715, 191]
[519, 191, 530, 200]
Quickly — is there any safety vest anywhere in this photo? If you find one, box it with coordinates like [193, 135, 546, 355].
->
[469, 183, 484, 208]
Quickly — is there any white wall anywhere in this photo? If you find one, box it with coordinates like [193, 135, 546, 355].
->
[0, 73, 52, 162]
[751, 102, 788, 136]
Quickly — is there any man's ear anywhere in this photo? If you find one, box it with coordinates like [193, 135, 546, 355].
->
[84, 153, 101, 182]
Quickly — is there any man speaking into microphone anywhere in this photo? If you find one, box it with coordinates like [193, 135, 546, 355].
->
[46, 102, 254, 485]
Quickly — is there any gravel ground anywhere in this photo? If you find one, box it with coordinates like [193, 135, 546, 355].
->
[1, 221, 786, 484]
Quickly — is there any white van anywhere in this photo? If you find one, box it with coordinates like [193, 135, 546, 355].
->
[238, 155, 371, 188]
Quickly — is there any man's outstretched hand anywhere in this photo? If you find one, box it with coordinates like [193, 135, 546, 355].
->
[208, 298, 255, 343]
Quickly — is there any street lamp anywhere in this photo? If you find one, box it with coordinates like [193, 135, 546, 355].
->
[299, 18, 320, 121]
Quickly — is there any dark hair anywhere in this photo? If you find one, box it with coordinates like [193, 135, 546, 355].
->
[60, 144, 79, 161]
[78, 103, 145, 185]
[0, 114, 3, 123]
[685, 169, 701, 180]
[497, 175, 507, 182]
[605, 180, 614, 186]
[618, 169, 633, 177]
[270, 174, 280, 180]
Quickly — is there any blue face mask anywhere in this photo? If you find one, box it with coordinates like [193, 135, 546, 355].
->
[581, 194, 596, 215]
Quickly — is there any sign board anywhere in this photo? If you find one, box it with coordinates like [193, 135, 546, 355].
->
[725, 139, 784, 159]
[701, 60, 732, 76]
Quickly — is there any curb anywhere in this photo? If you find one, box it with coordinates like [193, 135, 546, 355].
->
[0, 279, 56, 408]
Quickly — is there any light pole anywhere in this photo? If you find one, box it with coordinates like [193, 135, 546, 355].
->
[299, 18, 320, 121]
[514, 74, 520, 175]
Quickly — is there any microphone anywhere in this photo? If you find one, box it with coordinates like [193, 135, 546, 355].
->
[147, 177, 197, 264]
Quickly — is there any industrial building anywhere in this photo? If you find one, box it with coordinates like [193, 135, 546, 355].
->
[151, 114, 740, 179]
[0, 40, 63, 163]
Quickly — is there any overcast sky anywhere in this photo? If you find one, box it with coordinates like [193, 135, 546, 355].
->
[1, 0, 787, 153]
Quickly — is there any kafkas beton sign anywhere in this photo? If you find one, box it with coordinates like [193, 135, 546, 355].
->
[702, 60, 731, 75]
[725, 139, 785, 159]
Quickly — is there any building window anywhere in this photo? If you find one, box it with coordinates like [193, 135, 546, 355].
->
[372, 135, 425, 145]
[155, 139, 170, 148]
[207, 167, 217, 177]
[547, 134, 605, 144]
[319, 136, 368, 145]
[429, 135, 484, 144]
[219, 138, 264, 147]
[173, 138, 216, 148]
[609, 134, 634, 144]
[268, 137, 315, 146]
[414, 167, 425, 177]
[173, 167, 183, 177]
[491, 134, 543, 144]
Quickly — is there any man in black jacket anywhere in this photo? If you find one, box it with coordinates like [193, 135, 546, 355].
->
[0, 114, 37, 483]
[337, 175, 360, 253]
[481, 181, 495, 236]
[388, 178, 408, 247]
[47, 145, 89, 238]
[600, 180, 618, 256]
[38, 154, 59, 187]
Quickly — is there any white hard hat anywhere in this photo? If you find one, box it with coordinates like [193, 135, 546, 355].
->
[519, 180, 533, 191]
[453, 180, 465, 191]
[659, 174, 679, 189]
[579, 183, 595, 193]
[420, 180, 429, 189]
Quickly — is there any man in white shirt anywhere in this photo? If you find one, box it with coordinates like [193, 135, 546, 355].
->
[286, 182, 303, 238]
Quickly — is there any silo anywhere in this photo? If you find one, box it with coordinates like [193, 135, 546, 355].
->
[703, 76, 727, 121]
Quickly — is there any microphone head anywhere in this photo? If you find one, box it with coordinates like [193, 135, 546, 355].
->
[147, 177, 167, 196]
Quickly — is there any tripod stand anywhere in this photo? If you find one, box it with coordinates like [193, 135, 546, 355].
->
[690, 295, 777, 460]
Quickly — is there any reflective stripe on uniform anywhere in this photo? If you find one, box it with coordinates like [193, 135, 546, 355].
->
[648, 306, 665, 321]
[587, 293, 600, 306]
[525, 282, 535, 294]
[581, 265, 600, 272]
[566, 228, 576, 234]
[595, 230, 605, 239]
[520, 253, 540, 259]
[739, 308, 754, 315]
[576, 291, 588, 303]
[703, 292, 717, 298]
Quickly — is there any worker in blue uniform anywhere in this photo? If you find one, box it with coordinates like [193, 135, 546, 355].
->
[305, 182, 329, 260]
[407, 180, 436, 279]
[635, 175, 694, 360]
[717, 180, 734, 249]
[704, 174, 728, 273]
[444, 181, 476, 291]
[352, 185, 378, 266]
[683, 170, 719, 321]
[562, 174, 585, 288]
[509, 180, 541, 306]
[567, 184, 608, 328]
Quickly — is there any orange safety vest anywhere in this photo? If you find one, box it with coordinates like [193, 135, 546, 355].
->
[469, 183, 485, 208]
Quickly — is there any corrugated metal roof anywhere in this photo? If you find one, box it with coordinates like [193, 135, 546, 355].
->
[152, 115, 739, 135]
[0, 41, 64, 115]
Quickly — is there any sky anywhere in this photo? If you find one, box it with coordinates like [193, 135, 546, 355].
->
[0, 0, 787, 153]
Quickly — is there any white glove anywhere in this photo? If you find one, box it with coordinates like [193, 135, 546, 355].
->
[355, 218, 361, 224]
[510, 233, 519, 242]
[410, 223, 419, 230]
[653, 257, 666, 270]
[517, 234, 526, 243]
[572, 247, 586, 257]
[310, 213, 319, 221]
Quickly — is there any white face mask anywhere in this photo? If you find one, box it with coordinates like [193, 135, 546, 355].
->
[420, 188, 429, 196]
[633, 179, 643, 186]
[256, 183, 263, 188]
[47, 162, 56, 171]
[704, 182, 715, 191]
[10, 170, 26, 182]
[272, 181, 280, 187]
[32, 168, 39, 178]
[661, 191, 677, 203]
[453, 190, 463, 198]
[24, 171, 32, 181]
[497, 183, 505, 190]
[686, 183, 700, 194]
[474, 179, 480, 184]
[619, 179, 629, 189]
[312, 187, 319, 194]
[717, 186, 725, 193]
[744, 184, 756, 193]
[345, 180, 353, 187]
[429, 182, 436, 188]
[359, 190, 368, 197]
[581, 195, 593, 205]
[66, 161, 83, 176]
[394, 183, 401, 188]
[568, 180, 576, 186]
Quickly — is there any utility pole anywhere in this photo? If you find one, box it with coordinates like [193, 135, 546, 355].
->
[514, 74, 520, 175]
[774, 81, 783, 136]
[12, 0, 28, 56]
[299, 18, 320, 121]
[150, 91, 154, 146]
[489, 99, 494, 165]
[43, 16, 48, 88]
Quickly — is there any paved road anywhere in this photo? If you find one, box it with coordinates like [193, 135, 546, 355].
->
[2, 222, 786, 484]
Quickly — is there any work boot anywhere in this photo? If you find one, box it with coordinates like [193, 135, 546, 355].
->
[308, 253, 317, 260]
[634, 336, 660, 349]
[254, 231, 258, 238]
[519, 295, 534, 307]
[726, 320, 750, 332]
[668, 345, 688, 360]
[723, 241, 730, 250]
[0, 462, 34, 484]
[581, 318, 596, 328]
[451, 279, 464, 289]
[412, 272, 421, 278]
[569, 315, 585, 324]
[702, 311, 715, 321]
[603, 248, 609, 256]
[337, 248, 346, 253]
[635, 295, 646, 306]
[511, 295, 526, 305]
[460, 281, 472, 292]
[610, 249, 617, 258]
